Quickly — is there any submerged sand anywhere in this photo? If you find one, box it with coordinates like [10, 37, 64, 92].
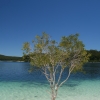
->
[0, 80, 100, 100]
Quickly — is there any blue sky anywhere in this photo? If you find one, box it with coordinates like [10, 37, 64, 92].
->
[0, 0, 100, 57]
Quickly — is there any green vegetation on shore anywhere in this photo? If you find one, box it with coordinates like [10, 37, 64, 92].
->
[87, 50, 100, 62]
[0, 54, 23, 61]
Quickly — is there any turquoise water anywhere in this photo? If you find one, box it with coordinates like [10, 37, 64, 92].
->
[0, 62, 100, 100]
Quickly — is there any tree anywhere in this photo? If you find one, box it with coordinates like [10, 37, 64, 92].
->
[22, 32, 90, 100]
[87, 50, 100, 62]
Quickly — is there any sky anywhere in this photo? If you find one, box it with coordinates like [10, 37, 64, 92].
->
[0, 0, 100, 57]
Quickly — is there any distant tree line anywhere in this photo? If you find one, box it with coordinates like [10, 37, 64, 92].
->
[0, 54, 23, 61]
[87, 50, 100, 62]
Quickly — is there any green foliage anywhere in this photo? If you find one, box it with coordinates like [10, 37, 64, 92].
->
[22, 32, 89, 72]
[59, 34, 90, 72]
[87, 50, 100, 62]
[22, 42, 30, 54]
[22, 54, 30, 62]
[0, 54, 23, 61]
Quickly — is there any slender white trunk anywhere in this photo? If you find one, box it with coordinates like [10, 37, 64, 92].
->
[50, 70, 58, 100]
[51, 85, 57, 100]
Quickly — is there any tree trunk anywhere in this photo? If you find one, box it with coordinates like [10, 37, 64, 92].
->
[51, 87, 57, 100]
[52, 97, 56, 100]
[51, 92, 56, 100]
[50, 72, 57, 100]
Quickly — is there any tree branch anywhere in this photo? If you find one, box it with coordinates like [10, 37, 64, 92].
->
[56, 68, 64, 86]
[59, 70, 71, 87]
[42, 67, 51, 83]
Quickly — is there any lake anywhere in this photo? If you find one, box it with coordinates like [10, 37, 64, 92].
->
[0, 62, 100, 100]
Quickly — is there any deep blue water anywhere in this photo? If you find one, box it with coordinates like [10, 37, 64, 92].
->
[0, 62, 100, 82]
[0, 62, 44, 82]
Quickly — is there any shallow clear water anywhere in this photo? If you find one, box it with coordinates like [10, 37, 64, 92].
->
[0, 62, 100, 100]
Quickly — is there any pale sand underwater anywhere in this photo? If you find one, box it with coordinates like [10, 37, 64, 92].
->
[0, 80, 100, 100]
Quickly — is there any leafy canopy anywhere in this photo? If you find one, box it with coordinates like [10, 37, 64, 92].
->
[22, 32, 90, 72]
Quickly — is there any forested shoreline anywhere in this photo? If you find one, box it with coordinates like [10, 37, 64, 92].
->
[0, 54, 23, 61]
[87, 50, 100, 62]
[0, 50, 100, 62]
